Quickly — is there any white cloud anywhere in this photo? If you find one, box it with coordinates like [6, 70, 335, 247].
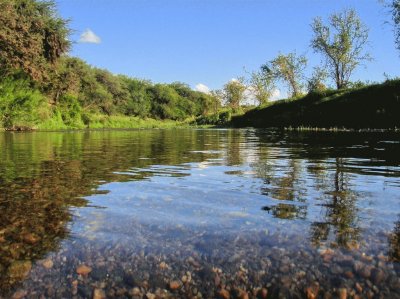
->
[270, 89, 281, 101]
[79, 29, 101, 44]
[195, 83, 210, 94]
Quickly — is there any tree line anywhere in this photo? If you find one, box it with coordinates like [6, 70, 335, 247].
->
[220, 4, 400, 110]
[0, 0, 220, 129]
[1, 0, 400, 128]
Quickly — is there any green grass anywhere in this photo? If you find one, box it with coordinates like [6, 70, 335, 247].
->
[35, 114, 189, 131]
[231, 79, 400, 129]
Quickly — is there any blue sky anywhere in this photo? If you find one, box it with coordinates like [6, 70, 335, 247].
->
[58, 0, 398, 97]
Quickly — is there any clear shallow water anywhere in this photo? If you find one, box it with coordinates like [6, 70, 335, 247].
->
[0, 129, 399, 298]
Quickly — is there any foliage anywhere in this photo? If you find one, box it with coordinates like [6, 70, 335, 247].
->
[194, 109, 233, 126]
[311, 9, 371, 89]
[265, 52, 307, 97]
[248, 69, 275, 106]
[222, 78, 247, 111]
[392, 0, 400, 53]
[232, 79, 400, 129]
[0, 0, 70, 82]
[307, 67, 328, 92]
[0, 76, 47, 128]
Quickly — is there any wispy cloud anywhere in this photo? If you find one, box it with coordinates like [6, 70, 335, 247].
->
[195, 83, 210, 94]
[79, 29, 101, 44]
[271, 88, 281, 101]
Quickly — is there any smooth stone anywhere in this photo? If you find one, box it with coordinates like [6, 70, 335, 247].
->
[355, 282, 363, 293]
[12, 290, 28, 299]
[218, 288, 230, 299]
[169, 280, 181, 290]
[306, 282, 319, 299]
[130, 287, 140, 296]
[76, 265, 92, 276]
[42, 259, 53, 269]
[8, 260, 32, 280]
[93, 288, 106, 299]
[146, 292, 156, 299]
[338, 288, 347, 299]
[371, 268, 385, 284]
[258, 288, 268, 299]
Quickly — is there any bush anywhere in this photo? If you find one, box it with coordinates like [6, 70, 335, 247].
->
[0, 77, 46, 129]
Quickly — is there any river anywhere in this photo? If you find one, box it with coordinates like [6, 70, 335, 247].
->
[0, 129, 399, 298]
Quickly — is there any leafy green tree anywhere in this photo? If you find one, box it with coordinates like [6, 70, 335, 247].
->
[311, 9, 371, 89]
[392, 1, 400, 53]
[223, 78, 247, 110]
[0, 76, 46, 128]
[248, 69, 275, 106]
[0, 0, 70, 81]
[267, 52, 307, 98]
[120, 77, 152, 118]
[210, 90, 223, 114]
[307, 67, 328, 92]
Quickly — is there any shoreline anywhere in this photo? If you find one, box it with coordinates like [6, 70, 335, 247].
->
[1, 126, 399, 133]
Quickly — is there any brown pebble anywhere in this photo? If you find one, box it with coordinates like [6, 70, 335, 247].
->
[338, 288, 347, 299]
[76, 265, 92, 276]
[237, 289, 249, 299]
[187, 257, 201, 268]
[130, 287, 140, 296]
[93, 288, 106, 299]
[258, 288, 268, 299]
[23, 233, 40, 244]
[371, 268, 385, 284]
[214, 274, 221, 286]
[344, 271, 354, 279]
[169, 280, 181, 290]
[359, 266, 372, 278]
[146, 292, 156, 299]
[42, 259, 53, 269]
[115, 288, 127, 296]
[355, 282, 362, 293]
[8, 260, 32, 280]
[12, 290, 28, 299]
[159, 261, 168, 270]
[218, 288, 230, 299]
[306, 282, 319, 299]
[71, 280, 78, 295]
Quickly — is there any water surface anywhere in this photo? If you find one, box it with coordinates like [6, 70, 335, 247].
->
[0, 129, 399, 298]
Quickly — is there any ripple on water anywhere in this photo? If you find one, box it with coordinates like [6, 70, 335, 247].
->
[0, 129, 399, 297]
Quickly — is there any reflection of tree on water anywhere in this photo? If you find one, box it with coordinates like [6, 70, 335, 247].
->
[255, 155, 308, 219]
[0, 161, 87, 292]
[226, 130, 245, 166]
[310, 158, 360, 247]
[0, 130, 231, 292]
[389, 217, 400, 262]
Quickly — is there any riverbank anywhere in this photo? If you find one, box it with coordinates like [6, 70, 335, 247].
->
[0, 114, 194, 131]
[231, 79, 400, 129]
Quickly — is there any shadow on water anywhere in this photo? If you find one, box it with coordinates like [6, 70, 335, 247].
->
[0, 129, 399, 297]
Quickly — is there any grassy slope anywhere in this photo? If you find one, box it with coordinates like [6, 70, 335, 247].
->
[231, 80, 400, 129]
[0, 114, 193, 131]
[36, 114, 190, 130]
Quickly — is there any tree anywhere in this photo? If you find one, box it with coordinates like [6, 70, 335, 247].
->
[311, 9, 371, 89]
[222, 78, 247, 110]
[248, 69, 275, 106]
[210, 90, 223, 114]
[392, 0, 400, 52]
[307, 67, 328, 92]
[266, 52, 307, 98]
[0, 0, 70, 81]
